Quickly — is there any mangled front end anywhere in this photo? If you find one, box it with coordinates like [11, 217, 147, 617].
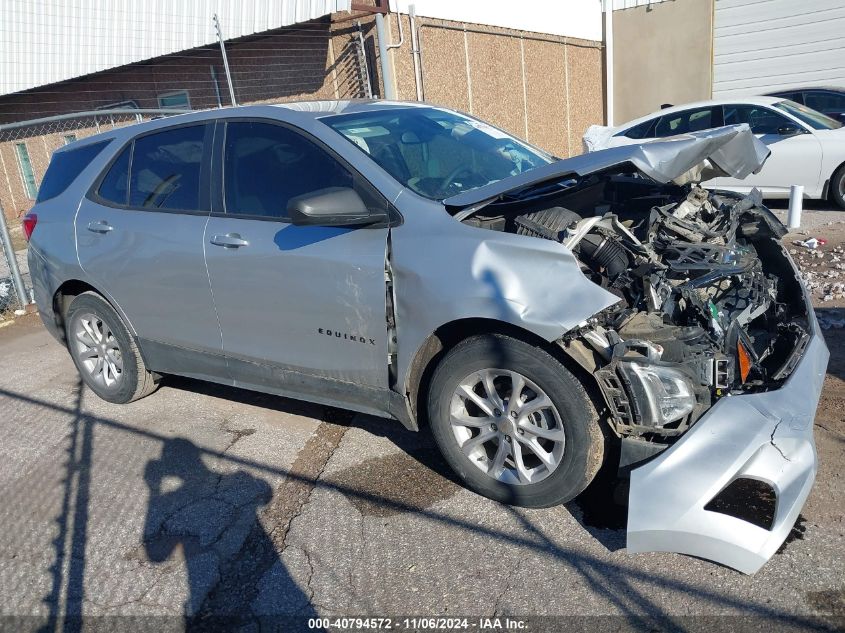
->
[551, 186, 827, 573]
[449, 126, 829, 573]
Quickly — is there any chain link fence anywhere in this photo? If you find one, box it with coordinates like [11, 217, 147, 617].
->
[0, 223, 27, 316]
[0, 109, 186, 317]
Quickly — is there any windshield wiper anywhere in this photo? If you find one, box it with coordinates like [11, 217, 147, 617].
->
[452, 177, 580, 222]
[496, 177, 579, 203]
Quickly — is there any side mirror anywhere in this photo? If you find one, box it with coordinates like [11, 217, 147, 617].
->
[287, 187, 387, 227]
[777, 124, 804, 136]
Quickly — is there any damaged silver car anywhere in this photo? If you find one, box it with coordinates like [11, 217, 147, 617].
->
[27, 102, 828, 575]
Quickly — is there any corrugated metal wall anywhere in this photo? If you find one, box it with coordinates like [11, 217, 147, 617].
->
[0, 0, 350, 96]
[714, 0, 845, 97]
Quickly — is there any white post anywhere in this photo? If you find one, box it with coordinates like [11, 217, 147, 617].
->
[788, 185, 804, 229]
[375, 13, 396, 100]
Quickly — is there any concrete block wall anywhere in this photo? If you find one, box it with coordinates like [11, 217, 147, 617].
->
[384, 13, 606, 159]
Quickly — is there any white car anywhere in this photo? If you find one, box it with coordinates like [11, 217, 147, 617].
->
[585, 96, 845, 208]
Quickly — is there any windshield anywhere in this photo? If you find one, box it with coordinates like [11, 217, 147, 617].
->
[323, 107, 553, 200]
[774, 99, 843, 130]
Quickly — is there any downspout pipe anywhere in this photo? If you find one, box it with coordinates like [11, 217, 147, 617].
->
[409, 4, 424, 101]
[375, 13, 397, 100]
[386, 5, 404, 50]
[603, 0, 614, 126]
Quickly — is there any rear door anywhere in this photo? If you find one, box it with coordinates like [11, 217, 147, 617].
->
[204, 119, 391, 410]
[76, 123, 224, 376]
[608, 106, 721, 148]
[708, 104, 823, 196]
[653, 106, 724, 137]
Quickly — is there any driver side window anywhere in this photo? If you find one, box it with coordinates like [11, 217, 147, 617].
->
[223, 121, 355, 219]
[723, 105, 793, 135]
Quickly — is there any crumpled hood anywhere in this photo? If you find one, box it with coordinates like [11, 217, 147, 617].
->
[629, 124, 772, 185]
[443, 125, 771, 209]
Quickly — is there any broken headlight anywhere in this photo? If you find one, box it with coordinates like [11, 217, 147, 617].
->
[621, 363, 696, 426]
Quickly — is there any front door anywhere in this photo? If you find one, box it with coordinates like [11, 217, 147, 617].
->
[709, 104, 823, 196]
[204, 120, 391, 411]
[76, 123, 224, 375]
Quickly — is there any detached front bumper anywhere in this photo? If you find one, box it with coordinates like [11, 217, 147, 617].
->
[627, 311, 829, 574]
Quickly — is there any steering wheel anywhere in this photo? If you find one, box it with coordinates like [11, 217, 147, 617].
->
[438, 165, 479, 195]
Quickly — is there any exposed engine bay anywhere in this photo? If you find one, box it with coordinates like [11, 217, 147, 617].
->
[459, 172, 811, 442]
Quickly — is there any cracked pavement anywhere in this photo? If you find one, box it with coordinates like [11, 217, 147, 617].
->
[0, 313, 843, 630]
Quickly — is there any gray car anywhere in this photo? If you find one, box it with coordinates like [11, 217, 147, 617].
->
[25, 101, 827, 574]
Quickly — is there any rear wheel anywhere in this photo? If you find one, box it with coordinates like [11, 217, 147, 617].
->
[65, 291, 158, 404]
[831, 164, 845, 209]
[427, 334, 605, 507]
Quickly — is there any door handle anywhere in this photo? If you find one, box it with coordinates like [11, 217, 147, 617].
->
[210, 233, 249, 248]
[86, 220, 113, 234]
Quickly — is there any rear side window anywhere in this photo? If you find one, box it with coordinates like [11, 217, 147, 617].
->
[37, 140, 108, 203]
[620, 119, 656, 139]
[129, 125, 207, 211]
[97, 145, 131, 206]
[654, 107, 722, 137]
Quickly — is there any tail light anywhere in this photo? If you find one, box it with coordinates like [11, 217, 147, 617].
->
[22, 213, 37, 241]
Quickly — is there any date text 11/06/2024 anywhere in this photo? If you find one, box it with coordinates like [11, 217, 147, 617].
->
[307, 617, 529, 631]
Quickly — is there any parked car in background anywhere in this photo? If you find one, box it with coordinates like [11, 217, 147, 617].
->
[585, 97, 845, 208]
[25, 102, 827, 574]
[766, 87, 845, 124]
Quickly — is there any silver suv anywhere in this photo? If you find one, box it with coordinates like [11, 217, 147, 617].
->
[26, 101, 827, 573]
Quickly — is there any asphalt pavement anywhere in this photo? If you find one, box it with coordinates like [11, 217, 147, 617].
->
[0, 313, 843, 632]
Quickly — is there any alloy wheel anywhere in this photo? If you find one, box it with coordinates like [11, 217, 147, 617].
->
[71, 312, 124, 389]
[449, 369, 566, 485]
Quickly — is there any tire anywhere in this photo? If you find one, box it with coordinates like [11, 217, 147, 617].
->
[831, 164, 845, 210]
[427, 334, 604, 508]
[65, 291, 158, 404]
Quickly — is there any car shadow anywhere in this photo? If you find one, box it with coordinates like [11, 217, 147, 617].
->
[815, 308, 845, 381]
[163, 374, 462, 488]
[164, 368, 632, 555]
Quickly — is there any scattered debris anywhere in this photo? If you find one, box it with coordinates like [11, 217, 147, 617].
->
[796, 238, 820, 249]
[0, 278, 16, 315]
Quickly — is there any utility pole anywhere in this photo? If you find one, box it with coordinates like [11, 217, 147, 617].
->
[213, 14, 237, 107]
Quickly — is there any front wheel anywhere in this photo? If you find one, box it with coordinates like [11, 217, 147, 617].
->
[65, 291, 158, 404]
[831, 164, 845, 209]
[427, 334, 605, 508]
